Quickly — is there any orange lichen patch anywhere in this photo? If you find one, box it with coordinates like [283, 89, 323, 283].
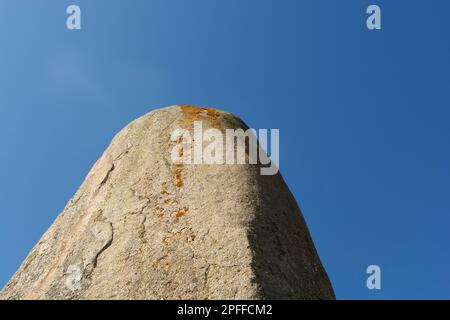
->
[170, 105, 222, 189]
[160, 190, 168, 195]
[205, 108, 221, 128]
[178, 105, 201, 129]
[162, 227, 195, 244]
[175, 209, 186, 218]
[175, 206, 189, 218]
[178, 146, 184, 158]
[179, 105, 221, 129]
[174, 164, 183, 188]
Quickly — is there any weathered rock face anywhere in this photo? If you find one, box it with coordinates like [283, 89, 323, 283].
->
[0, 105, 334, 300]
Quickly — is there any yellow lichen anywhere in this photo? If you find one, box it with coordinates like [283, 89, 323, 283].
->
[179, 105, 221, 129]
[175, 206, 189, 218]
[162, 226, 195, 244]
[174, 164, 183, 188]
[170, 105, 222, 189]
[175, 210, 185, 218]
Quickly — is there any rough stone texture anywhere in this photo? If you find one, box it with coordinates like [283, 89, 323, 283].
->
[0, 105, 335, 300]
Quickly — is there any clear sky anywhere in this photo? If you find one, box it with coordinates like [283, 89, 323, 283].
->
[0, 0, 449, 299]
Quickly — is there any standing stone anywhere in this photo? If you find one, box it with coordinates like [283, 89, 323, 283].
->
[0, 105, 335, 300]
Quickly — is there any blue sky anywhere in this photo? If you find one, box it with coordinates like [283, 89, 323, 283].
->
[0, 0, 449, 299]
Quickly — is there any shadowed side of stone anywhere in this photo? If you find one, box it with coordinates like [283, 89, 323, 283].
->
[0, 105, 334, 300]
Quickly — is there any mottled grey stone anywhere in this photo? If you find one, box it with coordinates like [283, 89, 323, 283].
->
[0, 105, 334, 300]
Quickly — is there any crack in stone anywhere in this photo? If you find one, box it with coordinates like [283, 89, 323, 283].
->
[90, 222, 114, 270]
[138, 215, 147, 244]
[113, 144, 134, 162]
[100, 164, 115, 187]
